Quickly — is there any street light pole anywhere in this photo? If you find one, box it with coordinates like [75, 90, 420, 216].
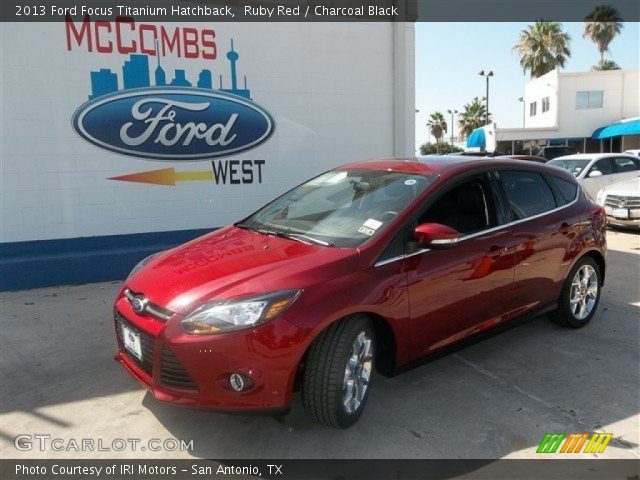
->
[447, 109, 458, 146]
[479, 70, 494, 125]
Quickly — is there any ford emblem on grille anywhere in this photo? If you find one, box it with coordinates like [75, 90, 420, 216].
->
[125, 290, 147, 314]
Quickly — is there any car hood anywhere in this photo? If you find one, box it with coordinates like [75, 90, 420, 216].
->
[126, 225, 359, 314]
[601, 177, 640, 196]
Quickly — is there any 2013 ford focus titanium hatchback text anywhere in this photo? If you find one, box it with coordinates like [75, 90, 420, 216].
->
[114, 157, 607, 428]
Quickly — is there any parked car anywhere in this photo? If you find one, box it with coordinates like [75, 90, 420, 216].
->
[624, 149, 640, 157]
[536, 146, 577, 160]
[596, 177, 640, 230]
[494, 154, 547, 163]
[445, 150, 489, 157]
[548, 153, 640, 198]
[115, 157, 606, 428]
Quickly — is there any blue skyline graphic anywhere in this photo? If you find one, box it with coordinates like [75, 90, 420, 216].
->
[89, 39, 251, 100]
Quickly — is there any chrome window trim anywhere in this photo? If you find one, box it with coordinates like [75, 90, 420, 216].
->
[374, 181, 579, 268]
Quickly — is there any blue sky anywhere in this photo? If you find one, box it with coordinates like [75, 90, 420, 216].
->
[415, 22, 640, 149]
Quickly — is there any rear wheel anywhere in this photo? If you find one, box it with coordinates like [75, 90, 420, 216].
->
[302, 315, 375, 428]
[549, 256, 601, 328]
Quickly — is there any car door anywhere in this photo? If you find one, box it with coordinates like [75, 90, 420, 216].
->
[406, 173, 516, 359]
[612, 156, 640, 183]
[497, 169, 581, 316]
[582, 157, 615, 198]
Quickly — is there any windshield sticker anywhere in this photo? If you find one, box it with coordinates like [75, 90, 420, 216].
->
[405, 179, 417, 185]
[363, 219, 383, 230]
[358, 226, 375, 236]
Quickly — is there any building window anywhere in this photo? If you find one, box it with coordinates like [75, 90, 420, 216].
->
[542, 96, 550, 113]
[576, 90, 603, 109]
[529, 101, 537, 116]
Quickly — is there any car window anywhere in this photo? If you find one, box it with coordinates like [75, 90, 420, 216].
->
[547, 158, 590, 177]
[240, 169, 436, 248]
[499, 170, 556, 220]
[589, 158, 614, 176]
[614, 157, 639, 173]
[547, 175, 578, 205]
[420, 176, 497, 235]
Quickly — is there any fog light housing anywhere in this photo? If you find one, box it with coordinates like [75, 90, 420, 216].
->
[229, 373, 253, 392]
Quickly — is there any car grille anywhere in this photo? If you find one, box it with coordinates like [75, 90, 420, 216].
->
[605, 195, 640, 210]
[115, 312, 155, 375]
[160, 346, 198, 391]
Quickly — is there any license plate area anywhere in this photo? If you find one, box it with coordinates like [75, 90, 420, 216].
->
[122, 324, 143, 360]
[612, 207, 629, 219]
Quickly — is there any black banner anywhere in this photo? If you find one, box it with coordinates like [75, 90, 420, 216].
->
[2, 459, 639, 480]
[2, 0, 640, 22]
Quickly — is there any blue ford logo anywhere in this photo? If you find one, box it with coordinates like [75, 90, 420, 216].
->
[71, 87, 275, 160]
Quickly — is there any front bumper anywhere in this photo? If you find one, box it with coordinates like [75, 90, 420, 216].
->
[606, 215, 640, 229]
[113, 295, 307, 412]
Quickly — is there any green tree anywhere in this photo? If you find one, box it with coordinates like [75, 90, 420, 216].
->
[427, 112, 448, 153]
[584, 5, 623, 65]
[592, 59, 621, 70]
[512, 22, 571, 78]
[419, 142, 463, 155]
[458, 98, 490, 139]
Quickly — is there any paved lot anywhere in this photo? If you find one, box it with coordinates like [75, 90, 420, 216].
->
[1, 230, 638, 460]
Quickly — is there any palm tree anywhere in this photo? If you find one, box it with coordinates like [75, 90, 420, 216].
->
[458, 98, 489, 139]
[512, 22, 571, 78]
[427, 112, 447, 153]
[592, 59, 621, 70]
[584, 5, 623, 64]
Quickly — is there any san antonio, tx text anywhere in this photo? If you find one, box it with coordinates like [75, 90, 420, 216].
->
[16, 463, 283, 477]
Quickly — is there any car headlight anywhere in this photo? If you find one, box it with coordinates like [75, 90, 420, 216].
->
[596, 189, 607, 206]
[127, 253, 160, 280]
[180, 290, 302, 335]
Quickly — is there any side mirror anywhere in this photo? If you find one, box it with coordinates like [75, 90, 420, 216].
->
[588, 170, 603, 178]
[414, 223, 461, 248]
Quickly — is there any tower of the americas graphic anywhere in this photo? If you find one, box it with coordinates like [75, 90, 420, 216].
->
[221, 39, 251, 99]
[154, 40, 166, 86]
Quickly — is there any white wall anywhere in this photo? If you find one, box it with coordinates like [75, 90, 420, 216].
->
[556, 70, 639, 138]
[1, 21, 413, 243]
[523, 69, 558, 129]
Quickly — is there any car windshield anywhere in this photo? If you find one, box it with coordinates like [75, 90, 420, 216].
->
[548, 158, 591, 177]
[238, 169, 436, 248]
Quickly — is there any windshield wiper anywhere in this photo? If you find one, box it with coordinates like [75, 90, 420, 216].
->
[236, 223, 333, 247]
[280, 232, 335, 247]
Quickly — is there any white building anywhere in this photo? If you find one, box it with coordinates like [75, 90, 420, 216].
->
[0, 21, 415, 290]
[468, 69, 640, 154]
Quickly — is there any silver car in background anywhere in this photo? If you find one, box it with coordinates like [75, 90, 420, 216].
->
[596, 177, 640, 230]
[548, 153, 640, 198]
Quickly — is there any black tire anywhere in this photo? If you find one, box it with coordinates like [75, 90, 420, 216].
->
[549, 256, 602, 328]
[302, 315, 375, 429]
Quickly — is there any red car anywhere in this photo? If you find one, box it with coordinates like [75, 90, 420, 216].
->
[114, 157, 606, 428]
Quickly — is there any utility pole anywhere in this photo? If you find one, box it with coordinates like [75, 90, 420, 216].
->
[447, 109, 458, 146]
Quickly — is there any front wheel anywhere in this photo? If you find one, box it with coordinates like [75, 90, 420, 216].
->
[302, 316, 375, 428]
[549, 256, 602, 328]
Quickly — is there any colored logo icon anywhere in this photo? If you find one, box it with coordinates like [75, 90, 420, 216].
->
[537, 432, 613, 454]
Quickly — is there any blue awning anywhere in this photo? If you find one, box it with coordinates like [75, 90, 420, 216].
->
[466, 128, 485, 148]
[592, 118, 640, 139]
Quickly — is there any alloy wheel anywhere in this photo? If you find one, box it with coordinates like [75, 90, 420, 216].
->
[570, 264, 598, 320]
[342, 331, 373, 414]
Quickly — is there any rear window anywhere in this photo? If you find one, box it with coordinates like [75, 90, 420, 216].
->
[500, 170, 556, 220]
[548, 176, 578, 205]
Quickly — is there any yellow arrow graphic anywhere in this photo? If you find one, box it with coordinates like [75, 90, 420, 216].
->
[108, 168, 214, 186]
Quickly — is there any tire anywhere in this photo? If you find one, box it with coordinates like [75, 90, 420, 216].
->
[549, 256, 602, 328]
[302, 315, 375, 428]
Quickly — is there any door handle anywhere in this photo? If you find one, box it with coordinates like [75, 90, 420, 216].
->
[487, 245, 505, 258]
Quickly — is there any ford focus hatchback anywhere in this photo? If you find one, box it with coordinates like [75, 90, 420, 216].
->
[114, 157, 607, 428]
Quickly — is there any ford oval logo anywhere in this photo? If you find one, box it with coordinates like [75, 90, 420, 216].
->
[71, 87, 275, 160]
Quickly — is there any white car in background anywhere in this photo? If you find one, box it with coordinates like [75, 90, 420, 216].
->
[547, 153, 640, 198]
[596, 177, 640, 230]
[624, 149, 640, 157]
